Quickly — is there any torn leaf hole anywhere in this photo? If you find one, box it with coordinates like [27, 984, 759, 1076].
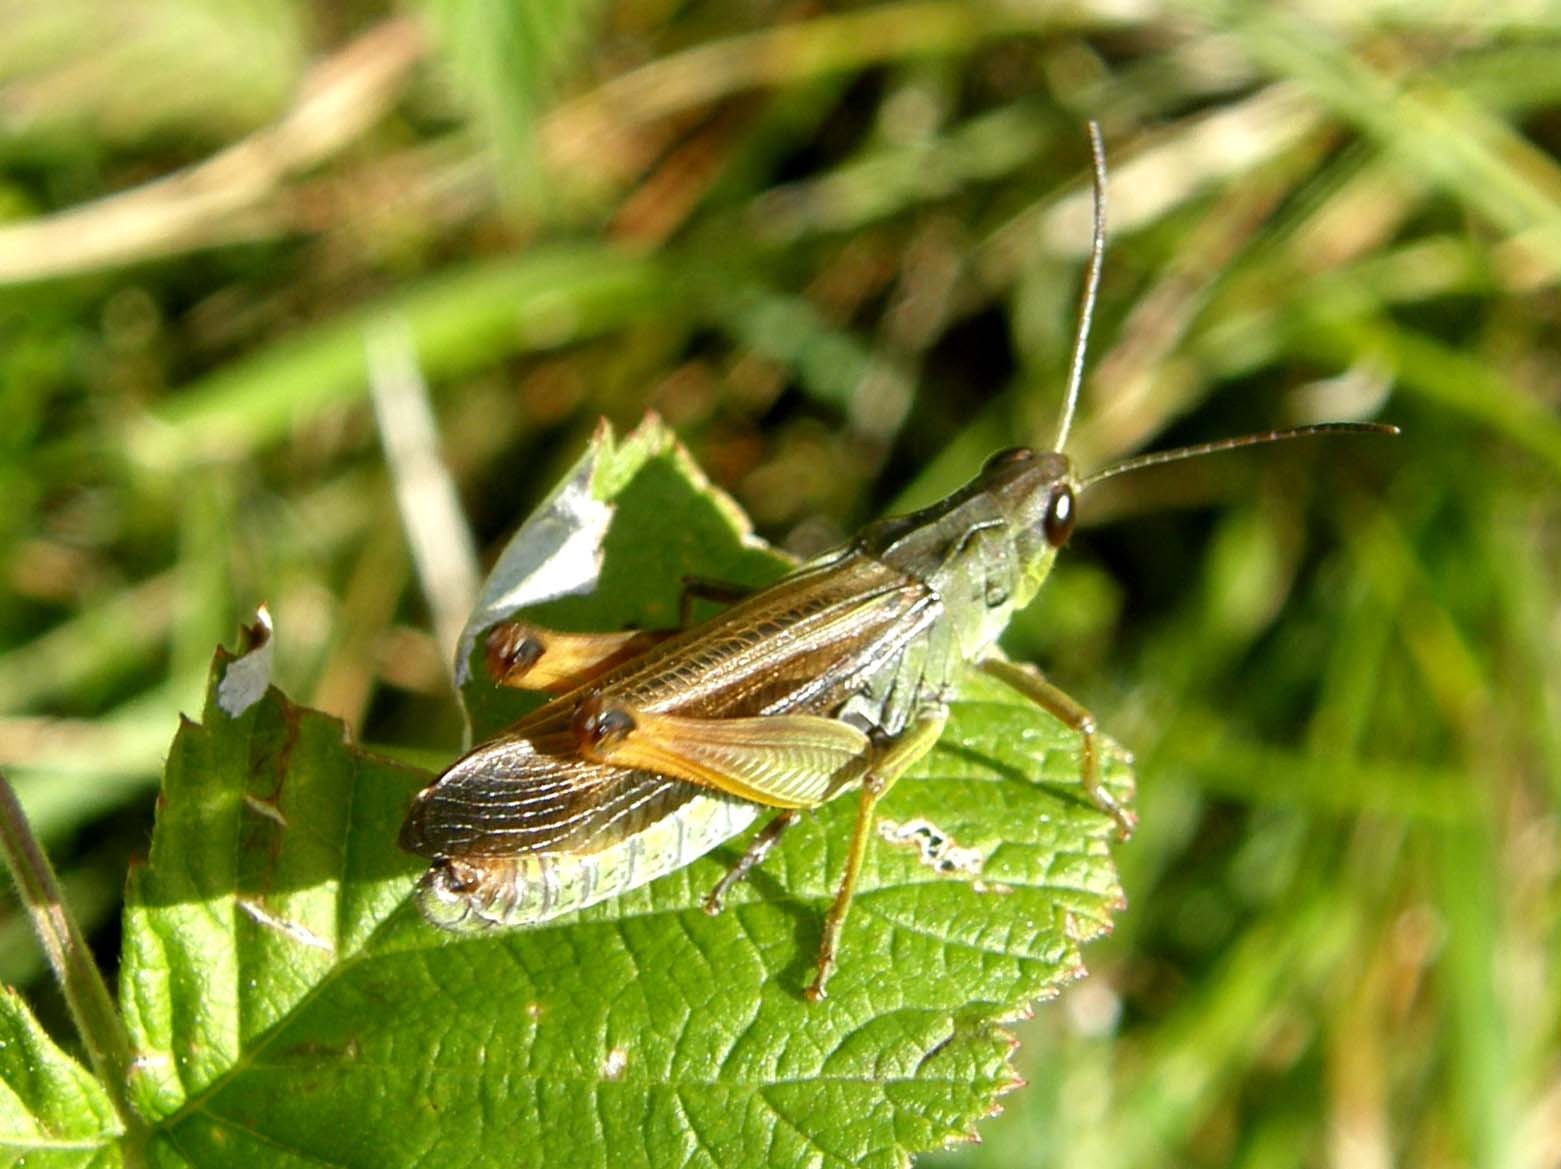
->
[878, 817, 985, 876]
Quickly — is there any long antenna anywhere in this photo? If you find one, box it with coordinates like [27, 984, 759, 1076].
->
[1079, 422, 1400, 490]
[1053, 121, 1109, 454]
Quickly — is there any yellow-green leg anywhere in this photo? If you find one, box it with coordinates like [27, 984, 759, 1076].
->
[978, 656, 1135, 838]
[805, 709, 947, 1003]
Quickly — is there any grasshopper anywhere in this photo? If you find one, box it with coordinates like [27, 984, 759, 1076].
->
[400, 126, 1394, 1001]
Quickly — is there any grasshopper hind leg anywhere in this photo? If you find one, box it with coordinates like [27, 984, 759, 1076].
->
[703, 809, 800, 914]
[805, 709, 947, 1003]
[486, 624, 672, 691]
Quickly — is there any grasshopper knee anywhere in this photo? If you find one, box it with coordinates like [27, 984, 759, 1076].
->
[573, 695, 637, 758]
[486, 624, 546, 684]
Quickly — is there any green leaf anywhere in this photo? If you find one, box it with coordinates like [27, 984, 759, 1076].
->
[0, 984, 120, 1168]
[102, 416, 1129, 1166]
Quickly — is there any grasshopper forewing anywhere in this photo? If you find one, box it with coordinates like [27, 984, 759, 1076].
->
[400, 126, 1396, 1001]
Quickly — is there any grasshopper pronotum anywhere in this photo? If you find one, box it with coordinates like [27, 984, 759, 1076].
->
[400, 126, 1394, 1000]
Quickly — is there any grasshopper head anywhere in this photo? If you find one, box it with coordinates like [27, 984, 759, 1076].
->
[871, 127, 1395, 667]
[977, 446, 1079, 610]
[857, 444, 1081, 663]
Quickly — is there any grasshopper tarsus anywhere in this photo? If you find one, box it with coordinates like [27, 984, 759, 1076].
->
[1072, 709, 1137, 841]
[1093, 785, 1137, 842]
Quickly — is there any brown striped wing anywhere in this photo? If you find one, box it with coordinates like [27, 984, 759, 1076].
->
[518, 549, 941, 723]
[400, 736, 721, 859]
[403, 548, 940, 860]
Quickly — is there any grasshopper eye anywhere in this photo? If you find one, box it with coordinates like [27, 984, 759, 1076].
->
[1042, 484, 1075, 547]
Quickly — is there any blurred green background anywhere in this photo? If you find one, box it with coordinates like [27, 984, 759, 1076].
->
[1, 1, 1557, 1165]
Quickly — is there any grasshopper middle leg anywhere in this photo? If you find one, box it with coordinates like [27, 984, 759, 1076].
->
[703, 809, 800, 915]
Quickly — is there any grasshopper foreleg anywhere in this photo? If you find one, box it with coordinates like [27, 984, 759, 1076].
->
[805, 709, 947, 1003]
[978, 657, 1135, 839]
[703, 809, 800, 915]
